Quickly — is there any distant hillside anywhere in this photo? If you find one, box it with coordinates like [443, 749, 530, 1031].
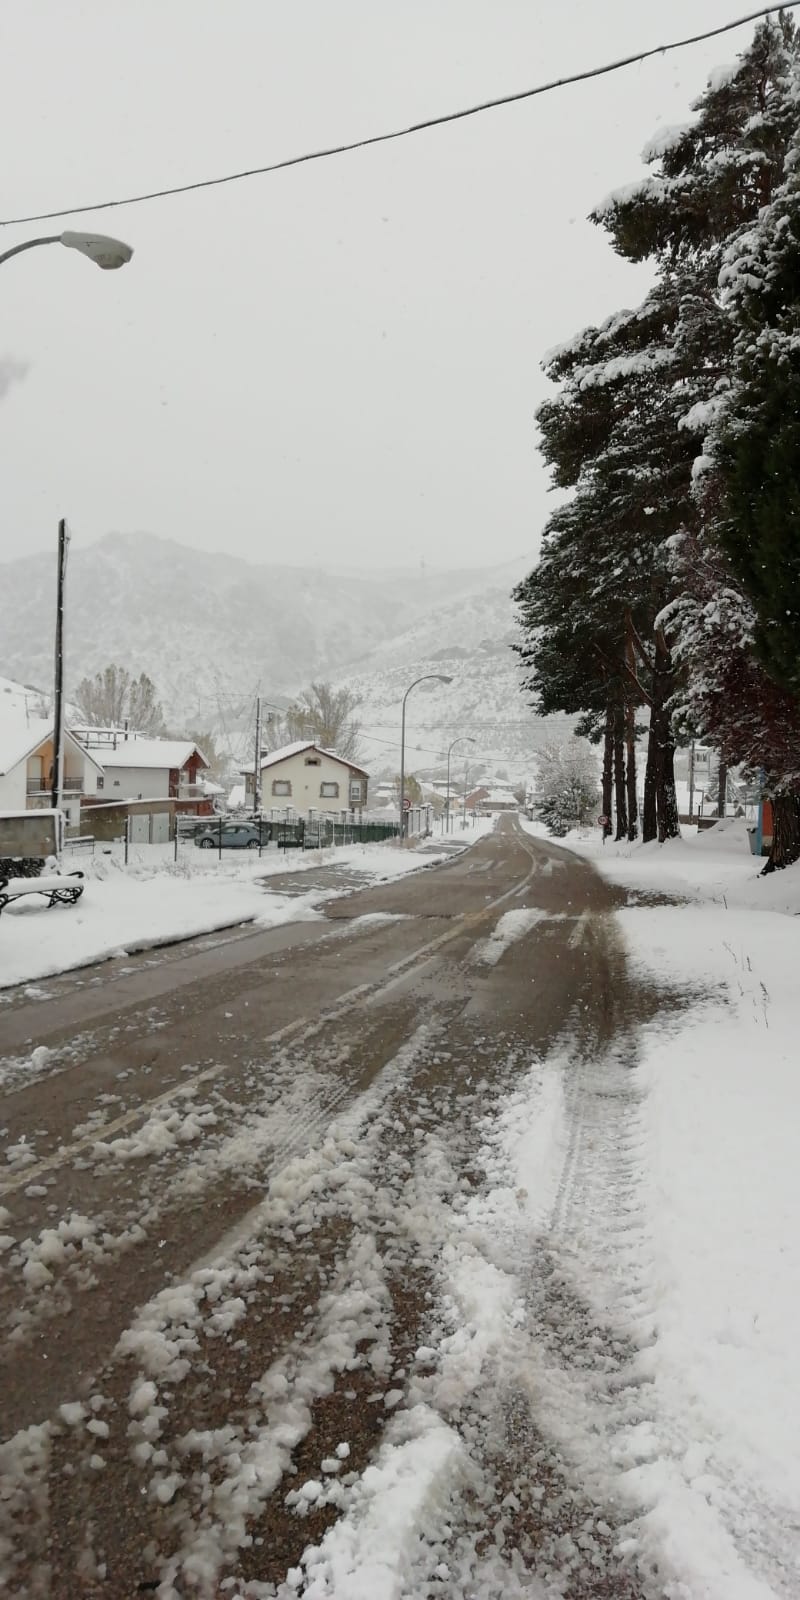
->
[0, 532, 569, 781]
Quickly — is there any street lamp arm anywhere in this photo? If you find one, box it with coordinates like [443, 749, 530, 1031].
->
[0, 235, 61, 267]
[401, 672, 452, 712]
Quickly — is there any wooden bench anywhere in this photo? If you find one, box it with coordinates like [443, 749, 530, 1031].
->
[0, 871, 85, 916]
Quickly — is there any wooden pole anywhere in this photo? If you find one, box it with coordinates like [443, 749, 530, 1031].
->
[52, 519, 70, 813]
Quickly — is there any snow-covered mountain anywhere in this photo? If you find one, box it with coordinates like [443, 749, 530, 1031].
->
[0, 532, 568, 780]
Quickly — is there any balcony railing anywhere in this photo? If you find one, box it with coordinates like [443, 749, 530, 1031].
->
[26, 776, 83, 795]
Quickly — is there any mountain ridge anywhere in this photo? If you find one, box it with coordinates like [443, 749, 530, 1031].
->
[0, 532, 566, 779]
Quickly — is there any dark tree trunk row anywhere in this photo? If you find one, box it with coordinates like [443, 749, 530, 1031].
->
[602, 695, 639, 844]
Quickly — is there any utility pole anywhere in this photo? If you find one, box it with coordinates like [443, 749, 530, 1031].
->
[253, 696, 262, 815]
[688, 740, 695, 824]
[51, 518, 70, 813]
[462, 764, 471, 829]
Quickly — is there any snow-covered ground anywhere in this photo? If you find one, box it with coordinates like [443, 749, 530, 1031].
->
[275, 815, 800, 1597]
[514, 814, 800, 1595]
[3, 813, 798, 1595]
[0, 832, 482, 992]
[557, 812, 800, 916]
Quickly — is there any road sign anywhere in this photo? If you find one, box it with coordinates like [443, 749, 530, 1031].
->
[403, 797, 412, 811]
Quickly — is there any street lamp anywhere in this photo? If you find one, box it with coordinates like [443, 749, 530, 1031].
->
[0, 230, 134, 271]
[399, 674, 453, 842]
[445, 737, 475, 834]
[0, 228, 134, 820]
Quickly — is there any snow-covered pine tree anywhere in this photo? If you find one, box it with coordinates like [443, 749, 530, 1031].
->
[517, 285, 696, 842]
[691, 85, 800, 864]
[597, 14, 800, 865]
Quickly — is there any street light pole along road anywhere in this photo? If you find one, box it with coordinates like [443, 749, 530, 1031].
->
[398, 674, 453, 841]
[445, 736, 475, 834]
[0, 229, 134, 816]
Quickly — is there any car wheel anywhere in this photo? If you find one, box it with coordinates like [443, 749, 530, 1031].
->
[247, 838, 259, 849]
[200, 838, 214, 849]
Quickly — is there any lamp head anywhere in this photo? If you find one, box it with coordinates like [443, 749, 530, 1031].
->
[60, 231, 134, 270]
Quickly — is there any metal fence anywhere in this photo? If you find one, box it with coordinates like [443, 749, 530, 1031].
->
[65, 810, 406, 868]
[100, 812, 402, 864]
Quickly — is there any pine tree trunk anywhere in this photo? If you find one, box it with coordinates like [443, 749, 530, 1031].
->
[623, 616, 639, 841]
[602, 708, 613, 840]
[625, 698, 638, 841]
[653, 631, 680, 843]
[642, 723, 658, 843]
[762, 789, 800, 873]
[717, 761, 728, 819]
[656, 728, 681, 842]
[613, 705, 628, 841]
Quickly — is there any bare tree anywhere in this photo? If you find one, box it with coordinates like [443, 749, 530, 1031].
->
[73, 665, 166, 735]
[283, 682, 362, 760]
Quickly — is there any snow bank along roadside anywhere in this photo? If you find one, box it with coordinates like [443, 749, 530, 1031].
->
[519, 813, 800, 1592]
[531, 812, 800, 917]
[0, 840, 456, 993]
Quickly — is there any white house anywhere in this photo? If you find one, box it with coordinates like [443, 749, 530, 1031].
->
[0, 680, 104, 829]
[75, 735, 210, 803]
[242, 741, 369, 813]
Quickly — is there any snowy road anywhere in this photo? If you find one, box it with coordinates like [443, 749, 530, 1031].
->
[0, 819, 794, 1598]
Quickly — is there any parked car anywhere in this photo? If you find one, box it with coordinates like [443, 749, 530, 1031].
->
[194, 821, 271, 850]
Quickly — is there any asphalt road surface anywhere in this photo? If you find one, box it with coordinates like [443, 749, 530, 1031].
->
[0, 818, 674, 1599]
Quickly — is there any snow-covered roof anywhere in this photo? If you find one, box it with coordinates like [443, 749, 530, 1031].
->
[0, 714, 52, 776]
[0, 675, 104, 777]
[0, 675, 50, 775]
[98, 739, 208, 771]
[242, 741, 369, 778]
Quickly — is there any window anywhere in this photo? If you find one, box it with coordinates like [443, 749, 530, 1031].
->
[305, 756, 321, 766]
[349, 782, 363, 803]
[96, 776, 104, 790]
[320, 781, 339, 798]
[272, 779, 291, 796]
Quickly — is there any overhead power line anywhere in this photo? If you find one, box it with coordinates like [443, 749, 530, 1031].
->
[2, 3, 796, 228]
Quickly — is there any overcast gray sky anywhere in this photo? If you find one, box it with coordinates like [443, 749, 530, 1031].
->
[0, 1, 765, 571]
